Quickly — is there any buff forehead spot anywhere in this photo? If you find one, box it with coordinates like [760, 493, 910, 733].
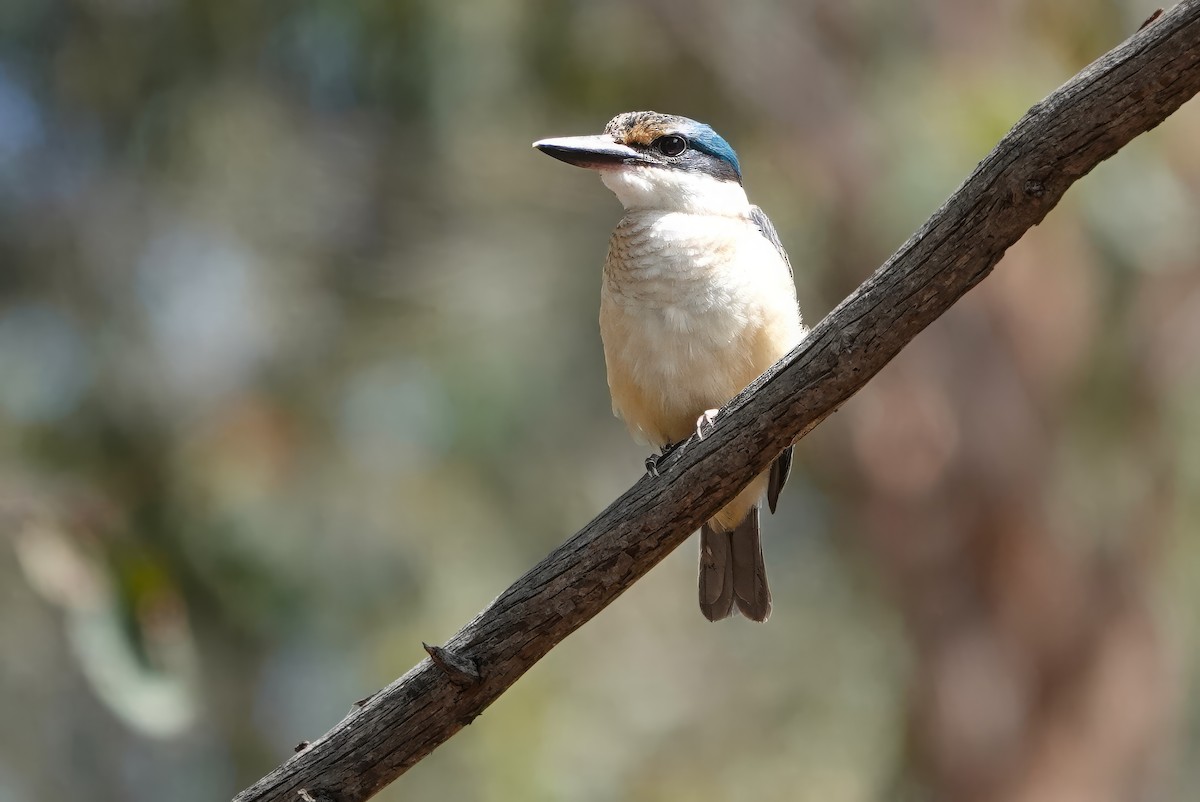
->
[605, 111, 674, 146]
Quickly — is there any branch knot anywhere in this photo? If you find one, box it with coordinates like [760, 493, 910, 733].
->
[423, 642, 483, 687]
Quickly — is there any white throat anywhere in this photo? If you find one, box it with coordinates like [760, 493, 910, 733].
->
[600, 166, 750, 217]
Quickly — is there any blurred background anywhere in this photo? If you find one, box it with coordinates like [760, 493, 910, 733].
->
[1, 1, 1198, 800]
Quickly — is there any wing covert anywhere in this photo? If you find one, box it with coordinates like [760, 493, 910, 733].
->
[749, 204, 793, 281]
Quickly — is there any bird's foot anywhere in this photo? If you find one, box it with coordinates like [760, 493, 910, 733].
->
[645, 440, 682, 477]
[695, 409, 720, 440]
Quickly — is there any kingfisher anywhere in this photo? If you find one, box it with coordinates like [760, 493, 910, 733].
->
[534, 111, 806, 622]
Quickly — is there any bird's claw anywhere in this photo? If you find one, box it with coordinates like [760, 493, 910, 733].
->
[645, 414, 717, 476]
[645, 440, 681, 477]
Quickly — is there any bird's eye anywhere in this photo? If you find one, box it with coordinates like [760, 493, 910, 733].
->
[655, 135, 688, 157]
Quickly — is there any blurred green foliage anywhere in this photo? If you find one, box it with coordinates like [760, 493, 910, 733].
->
[1, 1, 1198, 801]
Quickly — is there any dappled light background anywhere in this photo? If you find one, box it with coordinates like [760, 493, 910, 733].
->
[2, 1, 1199, 800]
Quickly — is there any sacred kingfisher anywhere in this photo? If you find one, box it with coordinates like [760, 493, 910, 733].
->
[534, 111, 806, 622]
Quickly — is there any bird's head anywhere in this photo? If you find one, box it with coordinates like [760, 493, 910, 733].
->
[534, 111, 749, 215]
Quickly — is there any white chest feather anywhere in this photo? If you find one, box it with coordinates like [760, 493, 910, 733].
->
[599, 210, 803, 446]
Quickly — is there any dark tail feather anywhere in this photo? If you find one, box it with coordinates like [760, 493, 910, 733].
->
[768, 446, 792, 514]
[698, 508, 771, 622]
[730, 507, 771, 622]
[698, 525, 735, 621]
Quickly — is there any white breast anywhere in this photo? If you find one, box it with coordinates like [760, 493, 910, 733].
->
[600, 210, 803, 446]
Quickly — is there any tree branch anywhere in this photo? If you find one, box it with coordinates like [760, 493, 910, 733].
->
[234, 4, 1200, 800]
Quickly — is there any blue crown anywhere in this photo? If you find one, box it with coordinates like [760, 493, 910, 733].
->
[679, 120, 741, 180]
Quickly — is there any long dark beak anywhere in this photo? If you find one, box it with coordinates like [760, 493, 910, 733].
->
[533, 135, 645, 169]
